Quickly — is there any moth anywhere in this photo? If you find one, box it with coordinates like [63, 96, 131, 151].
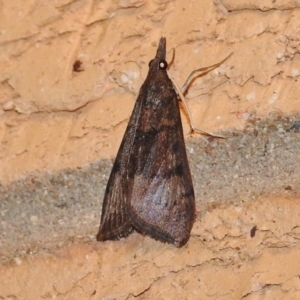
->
[97, 37, 229, 247]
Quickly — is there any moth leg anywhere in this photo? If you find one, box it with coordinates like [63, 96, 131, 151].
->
[168, 53, 233, 138]
[168, 73, 227, 138]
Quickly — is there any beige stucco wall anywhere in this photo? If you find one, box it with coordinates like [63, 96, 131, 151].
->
[2, 0, 300, 183]
[1, 1, 300, 299]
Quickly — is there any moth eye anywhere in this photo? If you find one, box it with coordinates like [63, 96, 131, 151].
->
[148, 59, 154, 67]
[159, 60, 168, 70]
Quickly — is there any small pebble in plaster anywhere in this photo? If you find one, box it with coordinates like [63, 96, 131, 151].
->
[276, 51, 284, 59]
[14, 257, 22, 265]
[30, 215, 38, 224]
[236, 219, 242, 227]
[251, 283, 263, 292]
[291, 68, 299, 77]
[193, 47, 199, 54]
[269, 92, 278, 104]
[120, 73, 129, 83]
[2, 100, 15, 111]
[121, 70, 139, 84]
[246, 92, 256, 101]
[238, 112, 252, 120]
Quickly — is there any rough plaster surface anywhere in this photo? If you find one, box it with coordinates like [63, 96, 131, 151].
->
[2, 195, 300, 299]
[1, 0, 300, 299]
[2, 0, 300, 183]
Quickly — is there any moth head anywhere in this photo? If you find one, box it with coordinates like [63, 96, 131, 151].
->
[148, 37, 168, 71]
[148, 59, 168, 70]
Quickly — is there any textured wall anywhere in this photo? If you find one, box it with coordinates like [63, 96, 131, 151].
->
[1, 1, 300, 299]
[1, 0, 300, 183]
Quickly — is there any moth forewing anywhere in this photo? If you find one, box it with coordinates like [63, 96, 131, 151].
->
[97, 37, 196, 247]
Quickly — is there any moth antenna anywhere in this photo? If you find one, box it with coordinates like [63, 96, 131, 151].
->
[181, 52, 233, 95]
[168, 52, 233, 138]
